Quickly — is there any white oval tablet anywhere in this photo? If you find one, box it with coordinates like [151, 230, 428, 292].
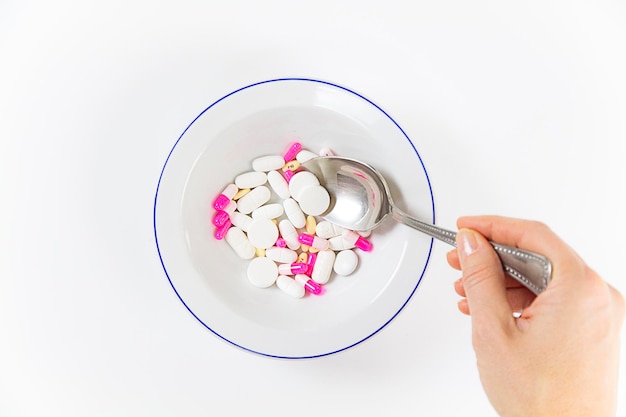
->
[333, 250, 358, 276]
[329, 235, 355, 251]
[283, 198, 306, 228]
[247, 257, 278, 288]
[315, 221, 345, 239]
[278, 219, 301, 250]
[276, 275, 305, 298]
[247, 218, 279, 249]
[288, 171, 319, 201]
[267, 170, 291, 199]
[225, 227, 255, 259]
[311, 250, 335, 284]
[295, 150, 319, 163]
[266, 247, 298, 264]
[236, 185, 271, 214]
[235, 171, 267, 189]
[230, 211, 253, 232]
[252, 155, 285, 172]
[251, 203, 284, 220]
[296, 184, 330, 216]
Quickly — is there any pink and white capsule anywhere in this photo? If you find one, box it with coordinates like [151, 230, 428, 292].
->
[283, 198, 306, 228]
[234, 171, 267, 189]
[225, 227, 255, 259]
[306, 252, 317, 276]
[252, 155, 285, 172]
[277, 262, 309, 275]
[294, 274, 323, 295]
[236, 185, 271, 214]
[278, 219, 301, 251]
[267, 170, 290, 199]
[298, 233, 329, 251]
[251, 203, 284, 220]
[266, 247, 298, 263]
[213, 183, 237, 211]
[283, 142, 302, 162]
[212, 200, 237, 227]
[276, 275, 305, 298]
[214, 219, 231, 240]
[311, 250, 335, 284]
[283, 169, 295, 183]
[342, 230, 373, 252]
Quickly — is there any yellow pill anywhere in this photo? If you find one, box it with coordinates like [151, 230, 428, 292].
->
[255, 247, 266, 257]
[301, 244, 310, 253]
[309, 246, 320, 254]
[233, 188, 251, 200]
[297, 252, 308, 263]
[282, 160, 301, 172]
[305, 215, 317, 235]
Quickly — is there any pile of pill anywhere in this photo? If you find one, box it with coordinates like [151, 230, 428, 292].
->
[211, 142, 373, 299]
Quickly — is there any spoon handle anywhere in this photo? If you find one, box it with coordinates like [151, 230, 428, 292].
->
[390, 209, 552, 295]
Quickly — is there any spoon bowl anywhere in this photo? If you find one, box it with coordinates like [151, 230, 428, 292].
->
[303, 156, 553, 295]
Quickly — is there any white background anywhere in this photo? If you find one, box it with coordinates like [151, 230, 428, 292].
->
[1, 1, 625, 416]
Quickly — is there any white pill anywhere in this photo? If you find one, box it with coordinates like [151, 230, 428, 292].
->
[252, 155, 285, 172]
[266, 247, 298, 263]
[315, 221, 346, 239]
[288, 171, 319, 201]
[319, 147, 334, 156]
[333, 250, 358, 276]
[311, 250, 335, 284]
[296, 184, 330, 216]
[247, 218, 279, 249]
[276, 275, 305, 298]
[235, 171, 267, 189]
[247, 257, 278, 288]
[329, 235, 355, 251]
[225, 227, 255, 259]
[236, 185, 271, 214]
[278, 219, 301, 250]
[296, 150, 319, 163]
[251, 203, 284, 220]
[230, 211, 253, 232]
[267, 170, 291, 199]
[283, 198, 306, 228]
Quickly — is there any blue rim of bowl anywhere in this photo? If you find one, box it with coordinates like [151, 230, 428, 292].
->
[153, 77, 435, 359]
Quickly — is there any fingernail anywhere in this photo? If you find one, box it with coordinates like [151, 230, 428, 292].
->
[457, 229, 478, 260]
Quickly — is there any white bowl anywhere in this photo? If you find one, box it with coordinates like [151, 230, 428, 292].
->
[154, 78, 435, 358]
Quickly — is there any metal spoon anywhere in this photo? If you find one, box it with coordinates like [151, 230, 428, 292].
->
[303, 156, 552, 295]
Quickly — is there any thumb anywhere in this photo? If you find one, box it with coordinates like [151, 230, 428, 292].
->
[456, 228, 512, 327]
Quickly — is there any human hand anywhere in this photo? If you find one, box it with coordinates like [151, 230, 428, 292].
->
[447, 216, 625, 417]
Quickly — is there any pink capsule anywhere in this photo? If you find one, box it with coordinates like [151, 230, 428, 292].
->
[342, 230, 373, 252]
[275, 237, 287, 248]
[295, 274, 323, 295]
[283, 142, 302, 162]
[306, 252, 317, 276]
[278, 263, 309, 275]
[213, 184, 238, 211]
[212, 200, 237, 227]
[214, 219, 232, 240]
[298, 233, 329, 250]
[283, 169, 295, 183]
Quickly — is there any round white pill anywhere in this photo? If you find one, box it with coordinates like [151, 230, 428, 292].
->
[288, 171, 319, 201]
[276, 275, 305, 298]
[333, 250, 358, 276]
[296, 184, 330, 216]
[247, 218, 279, 249]
[247, 257, 278, 288]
